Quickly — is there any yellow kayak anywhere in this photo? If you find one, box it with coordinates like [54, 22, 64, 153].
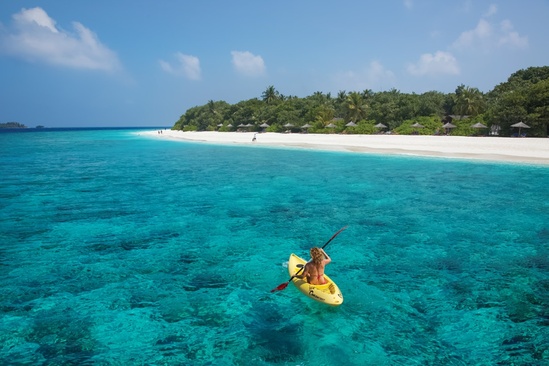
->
[288, 253, 343, 306]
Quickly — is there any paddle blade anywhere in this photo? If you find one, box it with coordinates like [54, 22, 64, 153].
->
[271, 282, 289, 293]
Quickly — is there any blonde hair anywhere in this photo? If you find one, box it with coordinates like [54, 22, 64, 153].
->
[310, 247, 324, 264]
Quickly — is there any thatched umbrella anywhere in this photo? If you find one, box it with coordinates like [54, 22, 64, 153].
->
[345, 121, 357, 127]
[442, 122, 457, 135]
[471, 122, 487, 136]
[471, 122, 487, 129]
[374, 123, 387, 129]
[326, 123, 336, 133]
[510, 121, 530, 136]
[411, 122, 424, 134]
[301, 123, 312, 133]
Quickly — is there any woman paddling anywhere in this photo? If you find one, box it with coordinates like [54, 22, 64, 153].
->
[298, 247, 331, 285]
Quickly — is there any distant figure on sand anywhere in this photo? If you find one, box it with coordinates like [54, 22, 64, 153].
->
[252, 133, 257, 142]
[298, 247, 331, 285]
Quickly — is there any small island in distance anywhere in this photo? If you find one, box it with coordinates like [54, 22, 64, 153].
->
[0, 122, 27, 129]
[0, 122, 46, 129]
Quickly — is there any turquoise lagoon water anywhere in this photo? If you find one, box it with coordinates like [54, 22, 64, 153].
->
[0, 128, 548, 365]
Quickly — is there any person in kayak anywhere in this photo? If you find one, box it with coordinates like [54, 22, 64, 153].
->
[298, 247, 331, 285]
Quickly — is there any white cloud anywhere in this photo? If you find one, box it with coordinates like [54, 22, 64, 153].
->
[13, 7, 58, 33]
[453, 19, 493, 49]
[231, 51, 265, 76]
[403, 0, 413, 10]
[159, 52, 201, 80]
[407, 51, 460, 76]
[452, 17, 528, 51]
[366, 60, 396, 84]
[333, 61, 396, 91]
[0, 7, 120, 71]
[498, 20, 528, 48]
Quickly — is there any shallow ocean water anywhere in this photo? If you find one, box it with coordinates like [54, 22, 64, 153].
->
[0, 128, 548, 365]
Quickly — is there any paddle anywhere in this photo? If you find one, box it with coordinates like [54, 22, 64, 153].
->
[270, 226, 348, 293]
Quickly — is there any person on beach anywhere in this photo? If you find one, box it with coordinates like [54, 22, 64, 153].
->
[298, 247, 331, 285]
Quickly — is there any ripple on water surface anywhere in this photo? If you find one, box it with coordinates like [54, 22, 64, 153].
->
[0, 129, 548, 364]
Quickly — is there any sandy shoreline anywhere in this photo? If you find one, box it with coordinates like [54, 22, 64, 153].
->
[144, 130, 549, 165]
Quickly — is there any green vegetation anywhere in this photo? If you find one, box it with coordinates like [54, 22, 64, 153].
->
[173, 66, 549, 137]
[0, 122, 26, 129]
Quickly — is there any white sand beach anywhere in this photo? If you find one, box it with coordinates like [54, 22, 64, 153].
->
[145, 130, 549, 165]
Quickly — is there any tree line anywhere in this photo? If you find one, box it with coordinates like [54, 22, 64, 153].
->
[173, 66, 549, 137]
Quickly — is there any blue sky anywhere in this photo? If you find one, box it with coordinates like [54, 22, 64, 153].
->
[1, 1, 548, 127]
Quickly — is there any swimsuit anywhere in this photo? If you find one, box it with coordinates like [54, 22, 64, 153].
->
[307, 274, 325, 284]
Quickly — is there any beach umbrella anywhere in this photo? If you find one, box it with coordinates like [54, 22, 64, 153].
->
[511, 121, 530, 137]
[511, 121, 530, 128]
[326, 123, 336, 133]
[442, 122, 457, 135]
[374, 123, 387, 129]
[511, 121, 530, 136]
[471, 122, 487, 129]
[411, 122, 424, 135]
[260, 123, 270, 128]
[301, 123, 312, 129]
[284, 123, 294, 133]
[227, 124, 233, 128]
[471, 122, 488, 136]
[345, 121, 357, 127]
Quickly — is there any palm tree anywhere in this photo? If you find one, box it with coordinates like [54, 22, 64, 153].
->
[262, 85, 279, 104]
[453, 84, 485, 117]
[336, 91, 347, 102]
[314, 105, 335, 127]
[207, 100, 217, 115]
[346, 92, 368, 122]
[361, 89, 374, 101]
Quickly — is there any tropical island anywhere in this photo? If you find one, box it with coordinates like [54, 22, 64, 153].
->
[172, 66, 549, 138]
[0, 122, 27, 129]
